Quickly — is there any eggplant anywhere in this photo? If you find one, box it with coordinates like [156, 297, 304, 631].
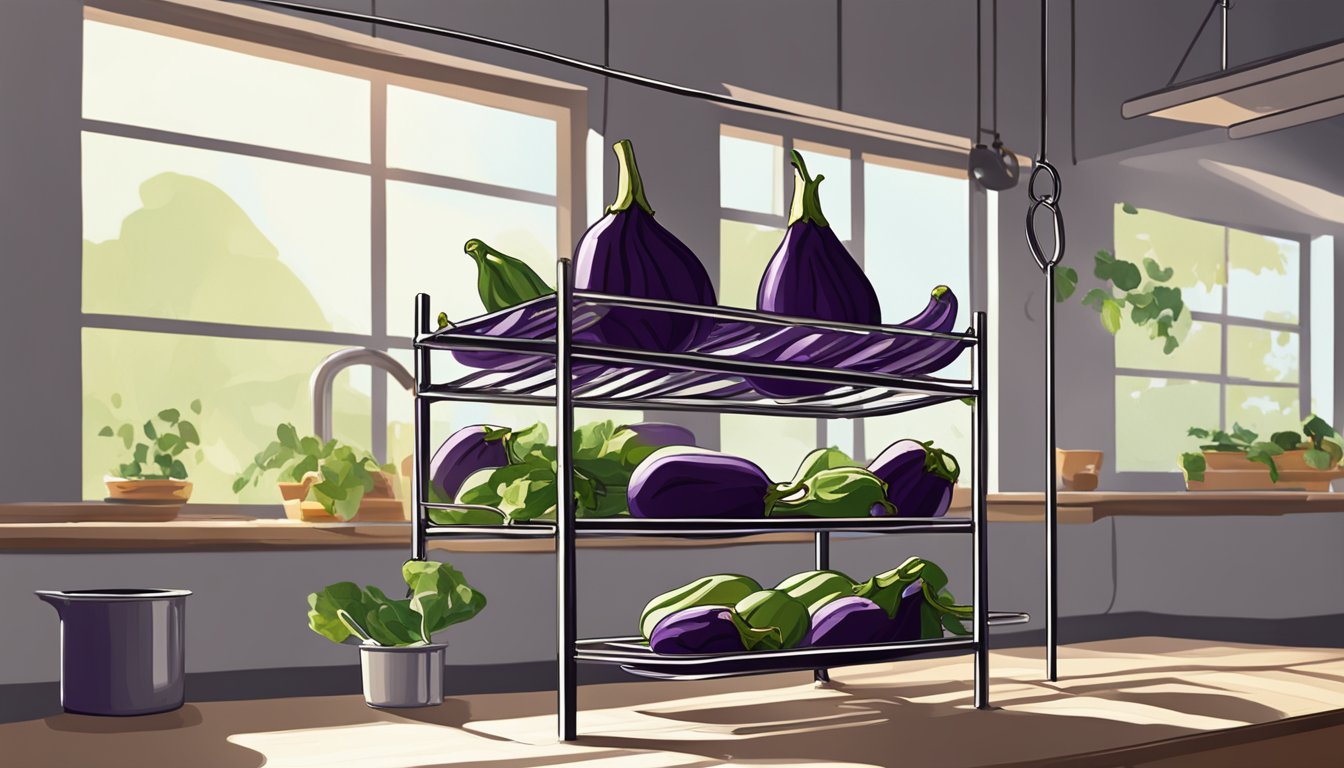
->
[623, 422, 697, 449]
[867, 439, 960, 518]
[882, 582, 926, 643]
[775, 570, 856, 613]
[648, 606, 746, 654]
[804, 596, 890, 647]
[428, 425, 509, 502]
[627, 447, 801, 519]
[749, 151, 881, 397]
[464, 238, 553, 313]
[770, 466, 896, 518]
[639, 573, 761, 640]
[839, 286, 959, 373]
[573, 139, 716, 352]
[734, 590, 811, 650]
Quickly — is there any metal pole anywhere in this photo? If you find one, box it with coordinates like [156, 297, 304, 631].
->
[972, 311, 991, 709]
[1044, 266, 1059, 682]
[555, 259, 578, 742]
[1221, 0, 1229, 70]
[411, 293, 431, 561]
[814, 531, 831, 684]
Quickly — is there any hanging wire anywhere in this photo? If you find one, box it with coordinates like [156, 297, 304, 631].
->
[231, 0, 795, 117]
[976, 0, 982, 137]
[1167, 0, 1225, 86]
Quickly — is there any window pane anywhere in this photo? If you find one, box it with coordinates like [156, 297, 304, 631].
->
[864, 401, 971, 486]
[720, 133, 783, 215]
[1225, 384, 1300, 436]
[1228, 229, 1300, 323]
[386, 181, 556, 332]
[82, 329, 371, 503]
[864, 162, 969, 326]
[1227, 326, 1299, 383]
[1114, 205, 1224, 313]
[83, 20, 370, 162]
[82, 132, 372, 333]
[387, 86, 556, 195]
[1115, 376, 1219, 472]
[1116, 320, 1221, 375]
[795, 143, 852, 241]
[719, 220, 784, 310]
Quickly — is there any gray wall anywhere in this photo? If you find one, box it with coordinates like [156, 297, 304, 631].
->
[4, 0, 1344, 699]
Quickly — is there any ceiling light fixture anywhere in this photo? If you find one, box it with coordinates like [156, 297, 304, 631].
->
[1122, 1, 1344, 139]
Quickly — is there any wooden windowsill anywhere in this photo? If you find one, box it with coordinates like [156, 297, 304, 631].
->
[2, 491, 1341, 552]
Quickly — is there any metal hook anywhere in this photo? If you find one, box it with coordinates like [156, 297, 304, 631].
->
[1026, 161, 1065, 272]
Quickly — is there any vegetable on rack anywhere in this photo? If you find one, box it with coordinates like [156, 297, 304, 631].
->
[428, 424, 509, 502]
[648, 606, 751, 654]
[867, 439, 960, 518]
[639, 573, 762, 640]
[775, 570, 857, 613]
[734, 590, 811, 650]
[627, 447, 803, 519]
[803, 596, 890, 647]
[770, 465, 896, 518]
[306, 560, 486, 647]
[749, 150, 882, 397]
[884, 582, 926, 642]
[464, 238, 554, 313]
[855, 557, 971, 637]
[573, 139, 716, 352]
[838, 286, 959, 373]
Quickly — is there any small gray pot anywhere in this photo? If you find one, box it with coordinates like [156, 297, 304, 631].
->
[359, 643, 446, 708]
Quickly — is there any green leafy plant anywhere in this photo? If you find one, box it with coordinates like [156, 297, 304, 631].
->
[1178, 415, 1342, 483]
[97, 396, 203, 480]
[234, 423, 396, 521]
[307, 560, 486, 647]
[1055, 203, 1186, 355]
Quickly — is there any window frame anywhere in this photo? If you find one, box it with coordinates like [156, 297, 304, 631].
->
[79, 7, 586, 504]
[1113, 209, 1313, 477]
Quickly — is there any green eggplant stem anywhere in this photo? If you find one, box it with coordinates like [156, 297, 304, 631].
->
[763, 479, 808, 515]
[607, 139, 655, 215]
[787, 149, 830, 228]
[932, 285, 950, 300]
[464, 238, 504, 263]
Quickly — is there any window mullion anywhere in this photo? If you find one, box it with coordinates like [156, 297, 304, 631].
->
[370, 79, 389, 464]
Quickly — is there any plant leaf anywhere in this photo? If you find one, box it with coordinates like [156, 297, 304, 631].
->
[98, 426, 114, 437]
[1231, 423, 1259, 444]
[1179, 452, 1206, 482]
[190, 399, 202, 415]
[1270, 431, 1303, 452]
[1081, 288, 1110, 311]
[1100, 298, 1123, 334]
[158, 408, 180, 425]
[1093, 250, 1115, 280]
[1055, 266, 1078, 302]
[117, 423, 135, 449]
[1122, 202, 1139, 214]
[169, 460, 188, 480]
[277, 423, 300, 450]
[1163, 335, 1180, 354]
[177, 420, 200, 446]
[110, 392, 123, 409]
[1304, 448, 1333, 470]
[1187, 427, 1211, 439]
[133, 443, 149, 464]
[1110, 260, 1143, 291]
[1143, 257, 1174, 282]
[143, 420, 157, 440]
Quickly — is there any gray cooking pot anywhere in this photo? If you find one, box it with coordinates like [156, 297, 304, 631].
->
[35, 588, 191, 716]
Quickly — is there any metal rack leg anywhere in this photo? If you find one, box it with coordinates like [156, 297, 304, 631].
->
[1045, 265, 1059, 682]
[555, 259, 578, 742]
[972, 311, 991, 709]
[813, 531, 831, 684]
[411, 293, 431, 562]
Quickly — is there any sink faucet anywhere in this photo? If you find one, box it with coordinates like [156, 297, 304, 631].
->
[310, 348, 415, 462]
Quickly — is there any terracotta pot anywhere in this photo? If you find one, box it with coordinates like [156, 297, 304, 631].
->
[1187, 449, 1344, 492]
[104, 477, 192, 503]
[1055, 450, 1103, 491]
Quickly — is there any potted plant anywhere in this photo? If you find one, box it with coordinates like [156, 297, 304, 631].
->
[1178, 415, 1344, 491]
[234, 423, 402, 521]
[97, 397, 203, 503]
[306, 560, 486, 708]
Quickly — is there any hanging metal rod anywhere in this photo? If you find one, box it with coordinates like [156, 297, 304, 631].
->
[228, 0, 795, 117]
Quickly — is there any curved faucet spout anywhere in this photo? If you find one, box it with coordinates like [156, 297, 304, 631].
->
[310, 349, 415, 455]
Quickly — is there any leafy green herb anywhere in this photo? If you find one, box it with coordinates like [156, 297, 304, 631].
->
[1055, 266, 1078, 301]
[1179, 415, 1342, 482]
[306, 560, 485, 647]
[1060, 248, 1185, 355]
[234, 423, 394, 521]
[97, 396, 203, 480]
[1121, 202, 1139, 215]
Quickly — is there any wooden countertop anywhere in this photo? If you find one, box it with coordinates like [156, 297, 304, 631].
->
[3, 637, 1343, 767]
[1, 491, 1341, 552]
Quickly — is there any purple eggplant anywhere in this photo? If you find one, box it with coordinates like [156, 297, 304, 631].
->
[649, 605, 745, 654]
[627, 448, 801, 519]
[429, 425, 509, 501]
[573, 140, 716, 352]
[838, 286, 959, 374]
[623, 422, 697, 449]
[749, 151, 881, 396]
[867, 439, 960, 518]
[882, 582, 927, 642]
[803, 596, 890, 647]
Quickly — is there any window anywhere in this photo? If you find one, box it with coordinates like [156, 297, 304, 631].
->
[81, 15, 574, 503]
[1113, 205, 1326, 473]
[717, 126, 972, 479]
